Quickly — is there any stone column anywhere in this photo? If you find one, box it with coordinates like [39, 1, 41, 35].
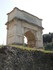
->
[35, 31, 43, 49]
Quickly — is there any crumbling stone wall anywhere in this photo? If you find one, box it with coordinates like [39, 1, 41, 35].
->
[0, 46, 53, 70]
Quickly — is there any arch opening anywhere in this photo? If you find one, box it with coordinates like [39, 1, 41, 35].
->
[24, 31, 36, 48]
[24, 36, 27, 44]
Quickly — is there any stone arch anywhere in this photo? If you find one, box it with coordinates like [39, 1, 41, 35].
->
[6, 7, 43, 48]
[24, 31, 36, 48]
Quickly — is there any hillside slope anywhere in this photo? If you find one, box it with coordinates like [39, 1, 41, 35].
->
[0, 46, 53, 70]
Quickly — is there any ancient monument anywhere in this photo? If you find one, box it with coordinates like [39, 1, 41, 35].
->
[6, 7, 43, 48]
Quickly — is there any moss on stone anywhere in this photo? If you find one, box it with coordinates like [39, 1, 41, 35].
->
[0, 45, 53, 70]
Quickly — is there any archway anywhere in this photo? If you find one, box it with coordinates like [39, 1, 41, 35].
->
[24, 31, 36, 48]
[24, 36, 28, 47]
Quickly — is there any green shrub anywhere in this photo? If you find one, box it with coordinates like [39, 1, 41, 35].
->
[45, 43, 53, 50]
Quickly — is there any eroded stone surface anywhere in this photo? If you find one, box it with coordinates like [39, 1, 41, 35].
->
[6, 7, 43, 48]
[0, 46, 53, 70]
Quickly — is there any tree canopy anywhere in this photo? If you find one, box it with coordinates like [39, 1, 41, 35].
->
[43, 33, 53, 43]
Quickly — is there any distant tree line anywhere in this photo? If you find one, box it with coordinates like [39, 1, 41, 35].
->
[43, 33, 53, 50]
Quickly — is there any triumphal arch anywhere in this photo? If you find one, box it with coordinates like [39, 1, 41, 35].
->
[6, 7, 43, 48]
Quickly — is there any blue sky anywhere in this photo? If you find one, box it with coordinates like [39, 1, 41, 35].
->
[0, 0, 53, 45]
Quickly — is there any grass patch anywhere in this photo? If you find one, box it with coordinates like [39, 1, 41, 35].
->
[9, 45, 53, 53]
[0, 44, 53, 53]
[43, 50, 53, 53]
[9, 45, 37, 51]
